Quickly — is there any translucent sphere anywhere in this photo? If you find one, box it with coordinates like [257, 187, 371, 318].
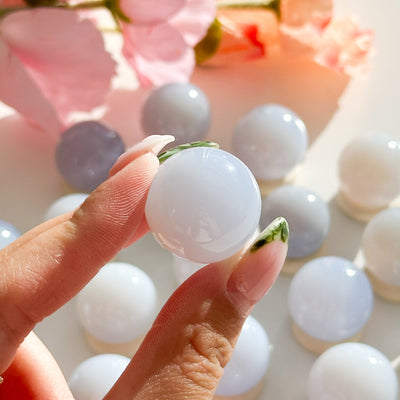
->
[362, 207, 400, 285]
[260, 185, 330, 259]
[56, 121, 125, 192]
[141, 83, 211, 146]
[44, 193, 88, 221]
[68, 354, 130, 400]
[0, 220, 21, 250]
[338, 134, 400, 213]
[289, 257, 373, 343]
[172, 255, 206, 285]
[215, 315, 270, 397]
[232, 104, 308, 181]
[308, 343, 398, 400]
[77, 262, 157, 344]
[145, 147, 261, 263]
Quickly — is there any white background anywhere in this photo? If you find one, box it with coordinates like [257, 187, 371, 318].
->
[1, 0, 400, 398]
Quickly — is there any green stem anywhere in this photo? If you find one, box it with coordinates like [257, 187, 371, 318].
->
[217, 0, 276, 8]
[57, 0, 106, 9]
[158, 141, 220, 164]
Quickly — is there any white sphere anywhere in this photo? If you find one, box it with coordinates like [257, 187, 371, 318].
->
[44, 193, 89, 220]
[289, 257, 374, 342]
[172, 255, 206, 285]
[77, 262, 157, 344]
[338, 134, 400, 210]
[232, 104, 308, 181]
[308, 343, 398, 400]
[0, 220, 21, 250]
[215, 315, 270, 396]
[362, 207, 400, 286]
[68, 354, 130, 400]
[145, 147, 261, 263]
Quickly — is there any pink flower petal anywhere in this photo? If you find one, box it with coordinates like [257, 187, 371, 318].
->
[1, 9, 116, 123]
[122, 23, 194, 87]
[0, 40, 62, 133]
[119, 0, 185, 25]
[170, 0, 216, 46]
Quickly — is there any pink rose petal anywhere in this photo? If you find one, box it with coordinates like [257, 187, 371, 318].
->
[122, 23, 194, 87]
[119, 0, 185, 25]
[170, 0, 216, 46]
[1, 9, 116, 124]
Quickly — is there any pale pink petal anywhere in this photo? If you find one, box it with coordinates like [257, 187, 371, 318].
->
[122, 23, 194, 87]
[170, 0, 216, 46]
[0, 40, 62, 133]
[1, 9, 116, 122]
[119, 0, 184, 25]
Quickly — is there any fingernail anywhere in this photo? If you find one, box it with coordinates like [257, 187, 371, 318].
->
[227, 217, 289, 304]
[109, 135, 175, 177]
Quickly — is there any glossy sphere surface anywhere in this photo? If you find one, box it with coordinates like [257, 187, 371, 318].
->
[362, 207, 400, 286]
[215, 315, 270, 396]
[0, 220, 21, 250]
[141, 83, 211, 146]
[308, 343, 398, 400]
[260, 185, 330, 258]
[172, 255, 206, 285]
[233, 104, 308, 181]
[77, 262, 157, 344]
[289, 257, 373, 342]
[44, 193, 89, 221]
[338, 134, 400, 209]
[68, 354, 130, 400]
[145, 147, 261, 263]
[56, 121, 125, 192]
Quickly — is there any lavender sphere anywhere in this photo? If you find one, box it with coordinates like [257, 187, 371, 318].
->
[55, 121, 125, 192]
[0, 220, 21, 250]
[141, 83, 211, 146]
[233, 104, 308, 181]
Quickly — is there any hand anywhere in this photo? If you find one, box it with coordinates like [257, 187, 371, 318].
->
[0, 136, 288, 399]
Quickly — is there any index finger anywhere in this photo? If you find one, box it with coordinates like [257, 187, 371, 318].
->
[0, 150, 158, 374]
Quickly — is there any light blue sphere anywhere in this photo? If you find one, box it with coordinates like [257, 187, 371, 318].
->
[0, 220, 21, 250]
[260, 185, 330, 258]
[289, 256, 374, 342]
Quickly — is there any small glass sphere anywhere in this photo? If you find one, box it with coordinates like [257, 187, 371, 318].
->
[172, 255, 206, 285]
[289, 256, 373, 343]
[308, 343, 398, 400]
[141, 83, 211, 146]
[338, 134, 400, 216]
[260, 185, 330, 259]
[68, 354, 130, 400]
[215, 315, 270, 397]
[55, 121, 125, 192]
[232, 104, 308, 181]
[77, 262, 157, 344]
[0, 220, 21, 250]
[145, 147, 261, 263]
[44, 193, 89, 221]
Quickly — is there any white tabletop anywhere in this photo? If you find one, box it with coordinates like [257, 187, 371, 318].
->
[1, 0, 400, 398]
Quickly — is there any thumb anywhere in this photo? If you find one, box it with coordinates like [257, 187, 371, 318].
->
[105, 217, 288, 400]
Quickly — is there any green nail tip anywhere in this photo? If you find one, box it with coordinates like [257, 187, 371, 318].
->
[250, 217, 289, 252]
[158, 141, 220, 163]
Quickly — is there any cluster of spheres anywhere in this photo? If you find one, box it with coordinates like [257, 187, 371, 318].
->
[2, 81, 399, 400]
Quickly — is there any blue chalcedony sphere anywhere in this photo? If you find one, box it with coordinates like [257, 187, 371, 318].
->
[55, 121, 125, 192]
[289, 256, 374, 342]
[0, 220, 21, 250]
[260, 185, 330, 258]
[233, 104, 308, 181]
[141, 82, 211, 146]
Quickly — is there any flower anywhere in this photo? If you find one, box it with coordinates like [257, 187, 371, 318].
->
[120, 0, 216, 87]
[0, 9, 115, 132]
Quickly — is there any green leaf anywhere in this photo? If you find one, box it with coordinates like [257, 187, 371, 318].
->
[195, 18, 223, 65]
[158, 141, 220, 163]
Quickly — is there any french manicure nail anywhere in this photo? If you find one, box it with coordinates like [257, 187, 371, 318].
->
[227, 217, 289, 304]
[109, 135, 175, 177]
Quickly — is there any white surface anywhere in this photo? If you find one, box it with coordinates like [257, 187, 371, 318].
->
[1, 0, 400, 398]
[308, 343, 398, 400]
[77, 262, 157, 343]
